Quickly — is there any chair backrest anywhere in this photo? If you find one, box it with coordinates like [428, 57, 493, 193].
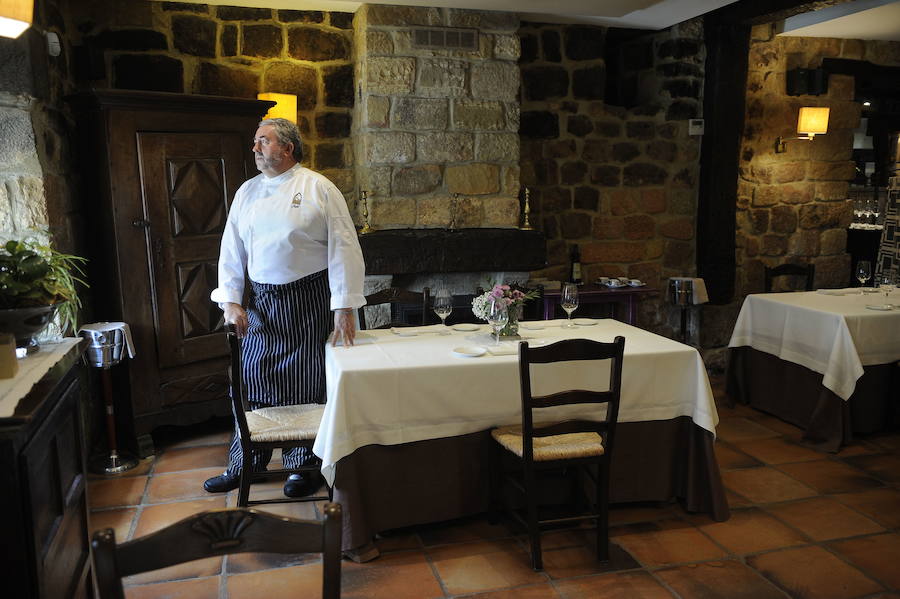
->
[764, 263, 815, 292]
[517, 336, 626, 464]
[91, 504, 343, 599]
[360, 287, 430, 329]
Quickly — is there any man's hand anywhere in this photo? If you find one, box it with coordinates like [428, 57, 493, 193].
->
[222, 302, 249, 338]
[332, 309, 356, 347]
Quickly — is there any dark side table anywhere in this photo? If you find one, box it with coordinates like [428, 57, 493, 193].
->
[541, 284, 658, 324]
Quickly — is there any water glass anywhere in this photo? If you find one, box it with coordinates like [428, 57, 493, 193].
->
[560, 283, 579, 328]
[486, 299, 508, 346]
[433, 289, 452, 333]
[879, 272, 896, 305]
[856, 260, 872, 288]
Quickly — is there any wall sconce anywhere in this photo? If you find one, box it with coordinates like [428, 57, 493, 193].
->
[257, 93, 297, 124]
[0, 0, 33, 38]
[776, 106, 830, 153]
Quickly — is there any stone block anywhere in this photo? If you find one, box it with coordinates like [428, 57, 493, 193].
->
[453, 100, 505, 131]
[581, 139, 609, 162]
[623, 40, 654, 69]
[814, 254, 851, 289]
[610, 189, 637, 216]
[483, 196, 520, 227]
[638, 189, 666, 214]
[217, 6, 271, 20]
[560, 161, 588, 185]
[505, 102, 520, 132]
[365, 131, 415, 164]
[357, 166, 392, 198]
[560, 211, 592, 239]
[815, 181, 849, 201]
[583, 240, 645, 263]
[592, 216, 624, 239]
[799, 203, 847, 229]
[91, 28, 168, 52]
[417, 132, 474, 162]
[611, 142, 639, 163]
[476, 133, 519, 162]
[392, 165, 442, 195]
[394, 97, 449, 130]
[416, 197, 452, 226]
[316, 112, 352, 138]
[162, 3, 208, 13]
[574, 186, 599, 211]
[446, 163, 500, 195]
[593, 120, 622, 138]
[321, 168, 354, 194]
[624, 214, 654, 239]
[772, 161, 806, 184]
[647, 140, 676, 162]
[750, 209, 769, 234]
[370, 197, 416, 227]
[663, 240, 693, 269]
[520, 111, 559, 139]
[809, 131, 853, 161]
[591, 166, 620, 187]
[662, 78, 701, 99]
[457, 196, 485, 228]
[541, 30, 561, 62]
[115, 55, 183, 93]
[567, 115, 593, 137]
[221, 25, 237, 56]
[365, 5, 442, 26]
[572, 66, 605, 100]
[546, 140, 576, 158]
[471, 61, 519, 101]
[243, 24, 283, 58]
[665, 100, 698, 120]
[367, 96, 390, 128]
[263, 62, 317, 109]
[289, 27, 350, 61]
[501, 166, 520, 196]
[329, 12, 352, 28]
[540, 187, 571, 212]
[840, 39, 865, 60]
[494, 35, 520, 60]
[314, 143, 346, 169]
[417, 58, 467, 97]
[669, 190, 694, 214]
[761, 234, 788, 256]
[520, 33, 538, 63]
[830, 102, 861, 130]
[659, 218, 694, 240]
[754, 183, 813, 206]
[671, 168, 696, 189]
[656, 62, 702, 78]
[6, 176, 47, 230]
[658, 38, 701, 60]
[366, 31, 393, 55]
[770, 205, 797, 234]
[278, 10, 324, 23]
[623, 163, 668, 186]
[820, 228, 846, 255]
[807, 160, 855, 181]
[564, 26, 604, 60]
[522, 66, 569, 101]
[367, 56, 415, 95]
[447, 9, 519, 31]
[324, 65, 354, 107]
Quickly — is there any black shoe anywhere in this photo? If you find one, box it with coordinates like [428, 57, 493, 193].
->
[203, 471, 265, 493]
[283, 472, 322, 498]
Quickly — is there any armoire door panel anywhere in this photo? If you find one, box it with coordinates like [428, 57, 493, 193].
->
[137, 132, 245, 369]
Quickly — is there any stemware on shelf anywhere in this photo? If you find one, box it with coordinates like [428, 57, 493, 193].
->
[560, 283, 579, 328]
[856, 260, 872, 288]
[433, 289, 453, 334]
[486, 298, 508, 346]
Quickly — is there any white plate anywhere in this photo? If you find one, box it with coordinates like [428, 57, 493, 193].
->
[393, 329, 419, 337]
[573, 318, 598, 326]
[605, 283, 626, 289]
[519, 322, 545, 330]
[628, 282, 646, 287]
[452, 345, 486, 358]
[861, 288, 880, 294]
[865, 304, 894, 311]
[452, 323, 480, 332]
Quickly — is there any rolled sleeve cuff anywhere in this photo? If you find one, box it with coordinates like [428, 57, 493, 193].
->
[210, 287, 243, 305]
[330, 293, 366, 311]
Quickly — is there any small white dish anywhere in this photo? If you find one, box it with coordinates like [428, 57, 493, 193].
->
[573, 318, 598, 326]
[452, 323, 480, 332]
[606, 282, 625, 288]
[628, 280, 646, 287]
[865, 304, 893, 311]
[394, 329, 419, 337]
[452, 345, 486, 358]
[519, 322, 545, 330]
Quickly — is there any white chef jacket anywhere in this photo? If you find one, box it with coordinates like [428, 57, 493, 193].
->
[210, 163, 366, 311]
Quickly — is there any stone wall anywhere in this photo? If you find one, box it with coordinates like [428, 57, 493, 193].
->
[519, 20, 705, 333]
[352, 5, 521, 229]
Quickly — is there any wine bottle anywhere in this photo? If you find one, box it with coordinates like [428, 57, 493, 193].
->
[570, 244, 583, 285]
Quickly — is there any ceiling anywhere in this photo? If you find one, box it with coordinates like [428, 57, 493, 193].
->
[776, 0, 900, 41]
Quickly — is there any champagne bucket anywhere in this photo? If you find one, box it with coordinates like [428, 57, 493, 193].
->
[80, 326, 126, 368]
[668, 278, 693, 306]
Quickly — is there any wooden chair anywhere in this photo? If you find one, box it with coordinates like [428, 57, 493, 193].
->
[91, 504, 342, 599]
[359, 287, 430, 329]
[490, 336, 626, 571]
[225, 325, 331, 508]
[764, 263, 815, 292]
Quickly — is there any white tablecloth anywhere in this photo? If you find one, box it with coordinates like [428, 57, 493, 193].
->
[728, 290, 900, 400]
[0, 338, 82, 419]
[315, 319, 718, 485]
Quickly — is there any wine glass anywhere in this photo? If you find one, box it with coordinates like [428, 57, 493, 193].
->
[560, 283, 579, 328]
[486, 298, 508, 346]
[878, 271, 896, 306]
[856, 260, 872, 288]
[433, 289, 453, 333]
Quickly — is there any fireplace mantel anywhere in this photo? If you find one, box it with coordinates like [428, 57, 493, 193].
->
[358, 228, 546, 275]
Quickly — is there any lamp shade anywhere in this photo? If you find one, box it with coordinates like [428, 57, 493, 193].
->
[257, 93, 297, 124]
[797, 107, 829, 137]
[0, 0, 33, 38]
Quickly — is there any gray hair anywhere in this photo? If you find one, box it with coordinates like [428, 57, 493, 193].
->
[259, 118, 303, 162]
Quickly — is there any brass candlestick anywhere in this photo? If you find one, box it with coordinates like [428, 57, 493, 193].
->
[359, 190, 374, 234]
[521, 187, 534, 230]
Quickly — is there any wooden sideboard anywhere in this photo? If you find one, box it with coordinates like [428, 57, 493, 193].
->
[0, 341, 91, 598]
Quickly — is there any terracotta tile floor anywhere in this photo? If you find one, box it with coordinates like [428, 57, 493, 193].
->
[87, 377, 900, 598]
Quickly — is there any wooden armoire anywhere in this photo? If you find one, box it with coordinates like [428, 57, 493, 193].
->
[69, 90, 272, 456]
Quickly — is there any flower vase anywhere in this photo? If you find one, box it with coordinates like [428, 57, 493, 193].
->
[499, 304, 521, 338]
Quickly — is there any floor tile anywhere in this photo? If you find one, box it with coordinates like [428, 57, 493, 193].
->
[715, 417, 782, 444]
[427, 539, 547, 595]
[747, 545, 883, 599]
[836, 439, 882, 458]
[226, 551, 321, 575]
[689, 507, 808, 555]
[655, 560, 788, 599]
[867, 433, 900, 453]
[764, 497, 884, 541]
[464, 583, 563, 598]
[125, 557, 224, 587]
[721, 467, 817, 504]
[227, 562, 323, 599]
[742, 410, 805, 439]
[88, 457, 154, 480]
[714, 442, 762, 470]
[153, 418, 232, 451]
[540, 539, 639, 579]
[132, 497, 227, 538]
[375, 531, 421, 554]
[611, 521, 727, 567]
[89, 507, 137, 542]
[124, 576, 219, 599]
[733, 437, 824, 465]
[88, 475, 148, 508]
[153, 445, 228, 474]
[341, 550, 446, 599]
[778, 460, 884, 494]
[843, 454, 900, 483]
[418, 516, 512, 546]
[834, 487, 900, 529]
[553, 570, 674, 598]
[828, 533, 900, 589]
[725, 489, 753, 509]
[608, 502, 680, 525]
[145, 467, 224, 503]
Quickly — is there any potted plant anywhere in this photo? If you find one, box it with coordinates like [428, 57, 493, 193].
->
[0, 236, 87, 352]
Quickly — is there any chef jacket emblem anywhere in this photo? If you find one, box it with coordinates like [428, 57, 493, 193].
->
[291, 192, 303, 208]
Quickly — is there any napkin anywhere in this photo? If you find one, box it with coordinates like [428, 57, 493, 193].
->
[816, 288, 855, 296]
[390, 324, 445, 336]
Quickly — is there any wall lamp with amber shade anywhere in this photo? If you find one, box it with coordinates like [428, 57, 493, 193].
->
[257, 93, 298, 124]
[0, 0, 33, 38]
[776, 107, 830, 153]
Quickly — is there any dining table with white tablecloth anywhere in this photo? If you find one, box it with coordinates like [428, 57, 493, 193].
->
[316, 318, 729, 554]
[727, 289, 900, 451]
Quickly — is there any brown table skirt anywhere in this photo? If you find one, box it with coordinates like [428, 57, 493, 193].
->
[332, 416, 729, 552]
[726, 347, 898, 452]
